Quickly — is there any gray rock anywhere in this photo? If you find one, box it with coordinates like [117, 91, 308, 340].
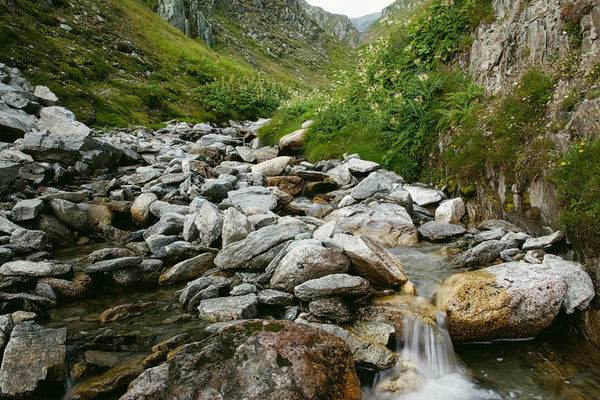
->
[230, 283, 258, 296]
[112, 259, 163, 287]
[346, 158, 380, 174]
[48, 199, 89, 232]
[328, 234, 408, 287]
[451, 240, 510, 269]
[131, 193, 158, 226]
[384, 190, 413, 215]
[195, 202, 223, 247]
[32, 214, 76, 245]
[145, 234, 179, 254]
[10, 229, 48, 252]
[418, 221, 466, 242]
[257, 289, 295, 305]
[522, 231, 565, 251]
[37, 106, 91, 136]
[294, 273, 371, 301]
[247, 212, 279, 229]
[251, 156, 292, 176]
[0, 161, 19, 192]
[158, 253, 215, 285]
[0, 149, 33, 163]
[200, 133, 239, 146]
[327, 164, 354, 187]
[12, 198, 44, 222]
[0, 260, 70, 277]
[33, 86, 58, 106]
[350, 171, 393, 201]
[148, 200, 189, 219]
[144, 212, 185, 239]
[0, 108, 37, 142]
[0, 315, 13, 353]
[221, 207, 252, 247]
[235, 145, 256, 162]
[403, 185, 443, 206]
[0, 324, 66, 396]
[500, 248, 521, 262]
[200, 179, 234, 202]
[434, 198, 465, 224]
[214, 218, 311, 270]
[541, 255, 595, 314]
[270, 244, 350, 292]
[307, 322, 396, 370]
[178, 276, 231, 310]
[324, 204, 418, 247]
[0, 247, 12, 264]
[312, 220, 337, 241]
[228, 186, 278, 215]
[474, 228, 507, 243]
[438, 262, 567, 341]
[477, 219, 520, 232]
[84, 257, 142, 274]
[197, 294, 258, 322]
[309, 296, 352, 322]
[35, 282, 57, 301]
[501, 231, 530, 243]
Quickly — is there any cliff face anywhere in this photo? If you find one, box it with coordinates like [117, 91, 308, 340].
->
[362, 0, 427, 42]
[299, 1, 361, 47]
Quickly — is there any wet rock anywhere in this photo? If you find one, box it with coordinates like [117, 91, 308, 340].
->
[48, 198, 89, 232]
[294, 273, 371, 301]
[309, 296, 352, 322]
[307, 322, 396, 370]
[88, 247, 137, 262]
[35, 280, 57, 300]
[266, 176, 305, 197]
[64, 355, 145, 400]
[84, 351, 121, 368]
[329, 234, 408, 287]
[351, 321, 395, 346]
[450, 240, 510, 269]
[0, 260, 70, 277]
[78, 203, 113, 232]
[158, 253, 215, 285]
[257, 289, 295, 306]
[522, 230, 565, 251]
[251, 156, 292, 176]
[144, 234, 179, 254]
[541, 255, 595, 314]
[39, 275, 91, 298]
[84, 257, 142, 274]
[214, 218, 312, 270]
[112, 259, 163, 287]
[11, 198, 44, 222]
[418, 221, 466, 242]
[0, 324, 66, 397]
[99, 302, 159, 323]
[373, 360, 425, 397]
[228, 186, 278, 215]
[325, 204, 418, 247]
[438, 262, 568, 341]
[270, 244, 350, 292]
[403, 185, 443, 207]
[197, 294, 258, 322]
[221, 207, 253, 247]
[32, 214, 76, 245]
[435, 198, 465, 224]
[350, 171, 393, 200]
[178, 276, 231, 310]
[279, 128, 306, 154]
[10, 228, 48, 252]
[120, 320, 361, 400]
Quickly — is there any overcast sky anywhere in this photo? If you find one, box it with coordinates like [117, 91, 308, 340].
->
[304, 0, 396, 18]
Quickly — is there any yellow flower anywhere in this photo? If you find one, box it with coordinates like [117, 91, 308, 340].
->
[538, 136, 542, 139]
[561, 162, 566, 166]
[579, 149, 584, 153]
[581, 142, 585, 146]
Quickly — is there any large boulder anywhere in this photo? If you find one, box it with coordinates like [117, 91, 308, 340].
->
[279, 128, 306, 154]
[328, 234, 408, 287]
[251, 156, 293, 176]
[324, 204, 418, 247]
[437, 262, 568, 341]
[120, 320, 361, 400]
[0, 324, 67, 397]
[270, 245, 350, 292]
[36, 106, 91, 136]
[541, 255, 595, 314]
[434, 198, 465, 224]
[450, 240, 510, 268]
[0, 107, 37, 142]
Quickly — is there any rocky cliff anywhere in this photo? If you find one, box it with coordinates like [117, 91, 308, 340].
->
[350, 12, 380, 32]
[299, 1, 362, 47]
[362, 0, 428, 42]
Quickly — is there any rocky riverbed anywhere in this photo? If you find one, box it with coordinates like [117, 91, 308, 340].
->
[0, 64, 598, 399]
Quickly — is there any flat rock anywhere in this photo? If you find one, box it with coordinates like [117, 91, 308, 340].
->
[418, 221, 466, 241]
[346, 158, 380, 174]
[228, 186, 278, 215]
[256, 289, 295, 305]
[84, 257, 142, 274]
[522, 231, 565, 251]
[37, 106, 91, 136]
[158, 253, 215, 285]
[324, 204, 418, 247]
[10, 228, 48, 252]
[100, 302, 158, 323]
[294, 273, 371, 301]
[451, 240, 510, 269]
[0, 324, 66, 397]
[438, 262, 567, 341]
[197, 294, 258, 322]
[478, 219, 521, 232]
[403, 185, 443, 207]
[350, 171, 393, 201]
[0, 260, 70, 277]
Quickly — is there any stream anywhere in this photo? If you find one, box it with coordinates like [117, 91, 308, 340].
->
[44, 242, 600, 399]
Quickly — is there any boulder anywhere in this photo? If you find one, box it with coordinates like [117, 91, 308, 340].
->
[32, 214, 76, 245]
[403, 185, 443, 206]
[350, 171, 393, 201]
[541, 255, 595, 314]
[270, 245, 350, 292]
[0, 324, 67, 397]
[33, 86, 58, 106]
[324, 204, 418, 247]
[130, 193, 158, 226]
[120, 320, 361, 400]
[294, 273, 371, 301]
[434, 198, 465, 224]
[36, 106, 91, 136]
[345, 158, 380, 174]
[199, 179, 233, 202]
[178, 276, 231, 310]
[0, 108, 37, 142]
[49, 198, 89, 232]
[309, 296, 353, 322]
[279, 128, 306, 154]
[257, 289, 295, 306]
[214, 218, 311, 270]
[522, 231, 565, 251]
[158, 253, 215, 285]
[450, 240, 510, 269]
[143, 212, 185, 239]
[228, 186, 278, 215]
[195, 202, 223, 247]
[418, 221, 466, 242]
[251, 156, 292, 176]
[148, 201, 189, 219]
[437, 262, 568, 341]
[10, 228, 48, 252]
[11, 198, 44, 222]
[326, 164, 354, 187]
[84, 257, 143, 274]
[328, 234, 408, 287]
[221, 207, 253, 247]
[197, 294, 258, 322]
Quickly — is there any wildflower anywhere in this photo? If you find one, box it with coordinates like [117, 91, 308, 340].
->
[561, 162, 566, 165]
[581, 142, 586, 146]
[418, 74, 428, 81]
[538, 136, 542, 139]
[579, 149, 584, 153]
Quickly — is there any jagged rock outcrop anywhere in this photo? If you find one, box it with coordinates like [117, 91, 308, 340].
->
[299, 1, 362, 47]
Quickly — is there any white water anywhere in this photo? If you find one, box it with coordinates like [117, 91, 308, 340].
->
[365, 306, 501, 400]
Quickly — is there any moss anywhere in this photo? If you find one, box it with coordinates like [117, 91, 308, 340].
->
[264, 322, 285, 333]
[461, 184, 477, 198]
[276, 352, 292, 368]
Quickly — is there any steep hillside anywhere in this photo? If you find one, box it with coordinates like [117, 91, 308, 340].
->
[362, 0, 428, 43]
[152, 0, 356, 80]
[299, 1, 362, 47]
[350, 12, 381, 32]
[0, 0, 292, 127]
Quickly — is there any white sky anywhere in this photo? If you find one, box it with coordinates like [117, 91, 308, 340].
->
[305, 0, 396, 18]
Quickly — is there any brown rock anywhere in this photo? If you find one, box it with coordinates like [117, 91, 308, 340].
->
[266, 176, 305, 197]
